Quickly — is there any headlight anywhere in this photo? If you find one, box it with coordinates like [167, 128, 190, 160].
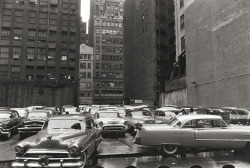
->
[69, 146, 79, 156]
[2, 124, 8, 129]
[15, 145, 24, 156]
[124, 121, 127, 125]
[99, 122, 103, 127]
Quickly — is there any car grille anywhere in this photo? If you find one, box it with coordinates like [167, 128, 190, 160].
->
[103, 126, 125, 131]
[24, 153, 69, 158]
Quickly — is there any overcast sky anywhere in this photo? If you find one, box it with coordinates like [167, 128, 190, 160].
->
[81, 0, 90, 22]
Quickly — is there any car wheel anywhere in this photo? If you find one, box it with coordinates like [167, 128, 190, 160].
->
[161, 144, 179, 156]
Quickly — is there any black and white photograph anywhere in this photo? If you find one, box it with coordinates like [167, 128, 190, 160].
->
[0, 0, 250, 168]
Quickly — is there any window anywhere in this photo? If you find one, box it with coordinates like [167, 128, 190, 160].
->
[13, 28, 22, 40]
[30, 0, 38, 5]
[28, 29, 36, 38]
[29, 11, 37, 23]
[1, 27, 10, 38]
[50, 0, 58, 6]
[40, 0, 47, 6]
[49, 13, 57, 25]
[87, 72, 91, 78]
[15, 10, 23, 23]
[2, 9, 12, 22]
[63, 2, 69, 8]
[96, 28, 100, 34]
[80, 63, 86, 69]
[11, 66, 20, 78]
[180, 0, 184, 8]
[16, 0, 24, 5]
[0, 46, 9, 58]
[80, 72, 86, 78]
[49, 31, 56, 41]
[27, 48, 35, 60]
[87, 63, 91, 69]
[61, 56, 67, 61]
[87, 82, 91, 88]
[180, 14, 184, 30]
[39, 12, 48, 24]
[80, 82, 86, 89]
[13, 47, 21, 59]
[48, 49, 55, 60]
[38, 30, 47, 39]
[181, 36, 185, 51]
[38, 48, 46, 60]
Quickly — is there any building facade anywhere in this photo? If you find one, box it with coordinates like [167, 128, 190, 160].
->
[79, 44, 93, 105]
[0, 0, 81, 107]
[123, 0, 176, 106]
[162, 0, 250, 109]
[89, 0, 124, 105]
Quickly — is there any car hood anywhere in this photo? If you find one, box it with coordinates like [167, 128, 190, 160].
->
[18, 129, 89, 150]
[23, 117, 47, 122]
[0, 118, 10, 124]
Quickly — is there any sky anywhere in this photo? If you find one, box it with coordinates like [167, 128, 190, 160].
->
[81, 0, 90, 23]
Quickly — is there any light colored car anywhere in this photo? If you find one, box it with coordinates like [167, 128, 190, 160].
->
[123, 109, 162, 135]
[10, 108, 28, 118]
[61, 105, 80, 114]
[12, 114, 102, 168]
[26, 106, 46, 112]
[133, 115, 250, 156]
[94, 111, 127, 136]
[154, 109, 176, 124]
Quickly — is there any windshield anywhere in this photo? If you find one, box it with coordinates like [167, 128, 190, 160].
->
[47, 119, 85, 130]
[132, 111, 152, 117]
[28, 112, 48, 118]
[0, 113, 11, 119]
[99, 112, 118, 118]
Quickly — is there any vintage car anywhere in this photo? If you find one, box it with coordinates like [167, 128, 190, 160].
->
[10, 108, 29, 118]
[26, 106, 46, 112]
[0, 110, 22, 139]
[153, 109, 176, 124]
[61, 105, 80, 114]
[12, 114, 102, 168]
[94, 110, 127, 136]
[133, 115, 250, 156]
[18, 110, 51, 140]
[123, 109, 162, 135]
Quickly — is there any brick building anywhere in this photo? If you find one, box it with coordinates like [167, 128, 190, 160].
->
[0, 0, 81, 107]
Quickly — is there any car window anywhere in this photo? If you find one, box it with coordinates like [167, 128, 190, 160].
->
[182, 120, 197, 128]
[159, 111, 165, 116]
[48, 119, 85, 130]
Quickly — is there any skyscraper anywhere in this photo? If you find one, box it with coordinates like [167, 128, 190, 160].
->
[89, 0, 124, 105]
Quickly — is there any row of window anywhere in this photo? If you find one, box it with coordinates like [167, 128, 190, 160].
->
[96, 28, 123, 36]
[80, 82, 91, 89]
[102, 55, 122, 61]
[96, 46, 123, 53]
[96, 37, 123, 44]
[95, 81, 123, 88]
[0, 46, 76, 61]
[80, 72, 91, 79]
[80, 92, 92, 97]
[94, 90, 123, 97]
[80, 54, 92, 60]
[96, 20, 123, 28]
[80, 63, 92, 69]
[95, 72, 123, 79]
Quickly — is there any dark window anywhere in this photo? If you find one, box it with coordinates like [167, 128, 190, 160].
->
[181, 36, 185, 51]
[180, 14, 184, 30]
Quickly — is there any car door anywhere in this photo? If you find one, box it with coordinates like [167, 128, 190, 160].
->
[196, 119, 231, 149]
[85, 119, 97, 156]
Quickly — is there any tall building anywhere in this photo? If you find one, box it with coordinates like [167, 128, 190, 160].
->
[79, 44, 93, 105]
[80, 21, 88, 44]
[0, 0, 80, 81]
[89, 0, 124, 105]
[123, 0, 176, 106]
[0, 0, 81, 107]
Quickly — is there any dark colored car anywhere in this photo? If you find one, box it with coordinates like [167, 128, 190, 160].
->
[0, 110, 22, 139]
[18, 110, 51, 140]
[12, 114, 102, 168]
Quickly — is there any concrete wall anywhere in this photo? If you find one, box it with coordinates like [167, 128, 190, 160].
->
[0, 81, 78, 108]
[185, 0, 250, 108]
[160, 88, 187, 106]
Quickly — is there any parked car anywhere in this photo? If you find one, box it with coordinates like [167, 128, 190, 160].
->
[18, 110, 51, 140]
[94, 110, 127, 137]
[153, 109, 176, 124]
[61, 105, 80, 114]
[12, 114, 102, 168]
[26, 106, 46, 112]
[221, 107, 249, 124]
[123, 109, 162, 135]
[0, 110, 22, 139]
[133, 115, 250, 156]
[42, 107, 60, 115]
[10, 108, 29, 118]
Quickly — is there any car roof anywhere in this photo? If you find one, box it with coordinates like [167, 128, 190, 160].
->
[0, 110, 17, 113]
[49, 114, 92, 120]
[176, 115, 222, 122]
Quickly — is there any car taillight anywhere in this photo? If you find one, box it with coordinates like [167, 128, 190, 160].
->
[69, 146, 79, 156]
[15, 145, 24, 156]
[99, 122, 103, 127]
